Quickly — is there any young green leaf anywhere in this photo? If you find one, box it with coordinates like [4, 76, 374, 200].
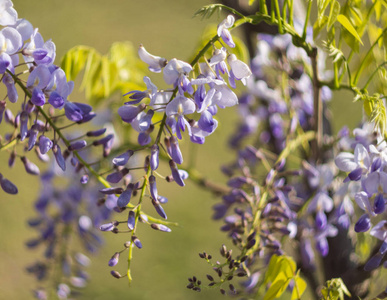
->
[291, 273, 307, 300]
[337, 14, 363, 45]
[263, 279, 288, 300]
[327, 0, 340, 31]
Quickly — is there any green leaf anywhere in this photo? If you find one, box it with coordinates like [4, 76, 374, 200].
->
[60, 42, 146, 105]
[341, 26, 360, 52]
[321, 278, 351, 300]
[349, 6, 362, 26]
[249, 0, 256, 5]
[291, 274, 307, 300]
[313, 16, 328, 39]
[375, 0, 382, 21]
[327, 1, 340, 31]
[264, 254, 280, 284]
[317, 0, 332, 26]
[263, 280, 287, 300]
[337, 14, 363, 45]
[193, 4, 222, 20]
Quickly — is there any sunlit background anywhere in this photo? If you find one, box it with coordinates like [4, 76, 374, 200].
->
[0, 0, 364, 299]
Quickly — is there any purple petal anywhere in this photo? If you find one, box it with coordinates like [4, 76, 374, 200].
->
[53, 144, 66, 171]
[48, 91, 64, 108]
[68, 140, 87, 151]
[0, 174, 18, 194]
[354, 214, 371, 232]
[112, 150, 133, 166]
[31, 88, 45, 106]
[21, 156, 40, 175]
[150, 144, 159, 170]
[117, 184, 133, 208]
[38, 135, 53, 154]
[169, 160, 185, 187]
[127, 210, 135, 230]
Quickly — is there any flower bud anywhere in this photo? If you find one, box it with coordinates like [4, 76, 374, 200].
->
[169, 160, 185, 187]
[39, 135, 53, 154]
[108, 252, 120, 267]
[80, 174, 89, 184]
[132, 235, 142, 249]
[112, 150, 134, 166]
[0, 173, 18, 194]
[86, 128, 107, 137]
[68, 140, 87, 151]
[127, 210, 135, 231]
[110, 270, 122, 279]
[21, 156, 40, 175]
[117, 183, 134, 208]
[374, 194, 385, 214]
[118, 103, 147, 123]
[20, 111, 29, 141]
[150, 223, 171, 232]
[152, 198, 167, 219]
[53, 144, 66, 171]
[150, 144, 159, 170]
[354, 214, 371, 232]
[99, 187, 124, 195]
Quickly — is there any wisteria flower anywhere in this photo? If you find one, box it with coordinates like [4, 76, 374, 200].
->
[0, 26, 22, 73]
[370, 221, 387, 241]
[23, 29, 56, 65]
[163, 58, 193, 95]
[138, 44, 167, 73]
[124, 76, 157, 105]
[0, 0, 18, 26]
[165, 95, 195, 138]
[227, 54, 252, 86]
[217, 15, 235, 48]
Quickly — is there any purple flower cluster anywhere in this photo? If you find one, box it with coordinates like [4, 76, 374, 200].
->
[335, 124, 387, 270]
[190, 31, 372, 295]
[118, 14, 251, 147]
[97, 14, 252, 281]
[230, 33, 331, 151]
[0, 0, 106, 194]
[0, 1, 129, 297]
[26, 170, 116, 299]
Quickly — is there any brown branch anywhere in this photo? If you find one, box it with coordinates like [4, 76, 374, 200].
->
[309, 47, 323, 163]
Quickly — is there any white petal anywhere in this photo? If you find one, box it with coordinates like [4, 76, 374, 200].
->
[166, 95, 195, 117]
[12, 19, 33, 41]
[370, 221, 387, 241]
[163, 58, 192, 85]
[213, 84, 238, 107]
[354, 191, 370, 212]
[191, 118, 218, 137]
[354, 144, 370, 169]
[228, 54, 252, 80]
[334, 152, 356, 172]
[1, 27, 22, 54]
[0, 2, 17, 26]
[217, 15, 235, 36]
[138, 45, 166, 72]
[150, 91, 172, 109]
[27, 65, 51, 89]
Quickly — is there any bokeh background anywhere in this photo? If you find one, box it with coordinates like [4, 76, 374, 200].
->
[0, 0, 363, 299]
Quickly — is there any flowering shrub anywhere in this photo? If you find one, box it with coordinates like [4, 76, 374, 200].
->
[1, 0, 387, 299]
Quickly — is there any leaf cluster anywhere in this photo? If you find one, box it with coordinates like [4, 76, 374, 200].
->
[61, 42, 146, 105]
[262, 255, 307, 300]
